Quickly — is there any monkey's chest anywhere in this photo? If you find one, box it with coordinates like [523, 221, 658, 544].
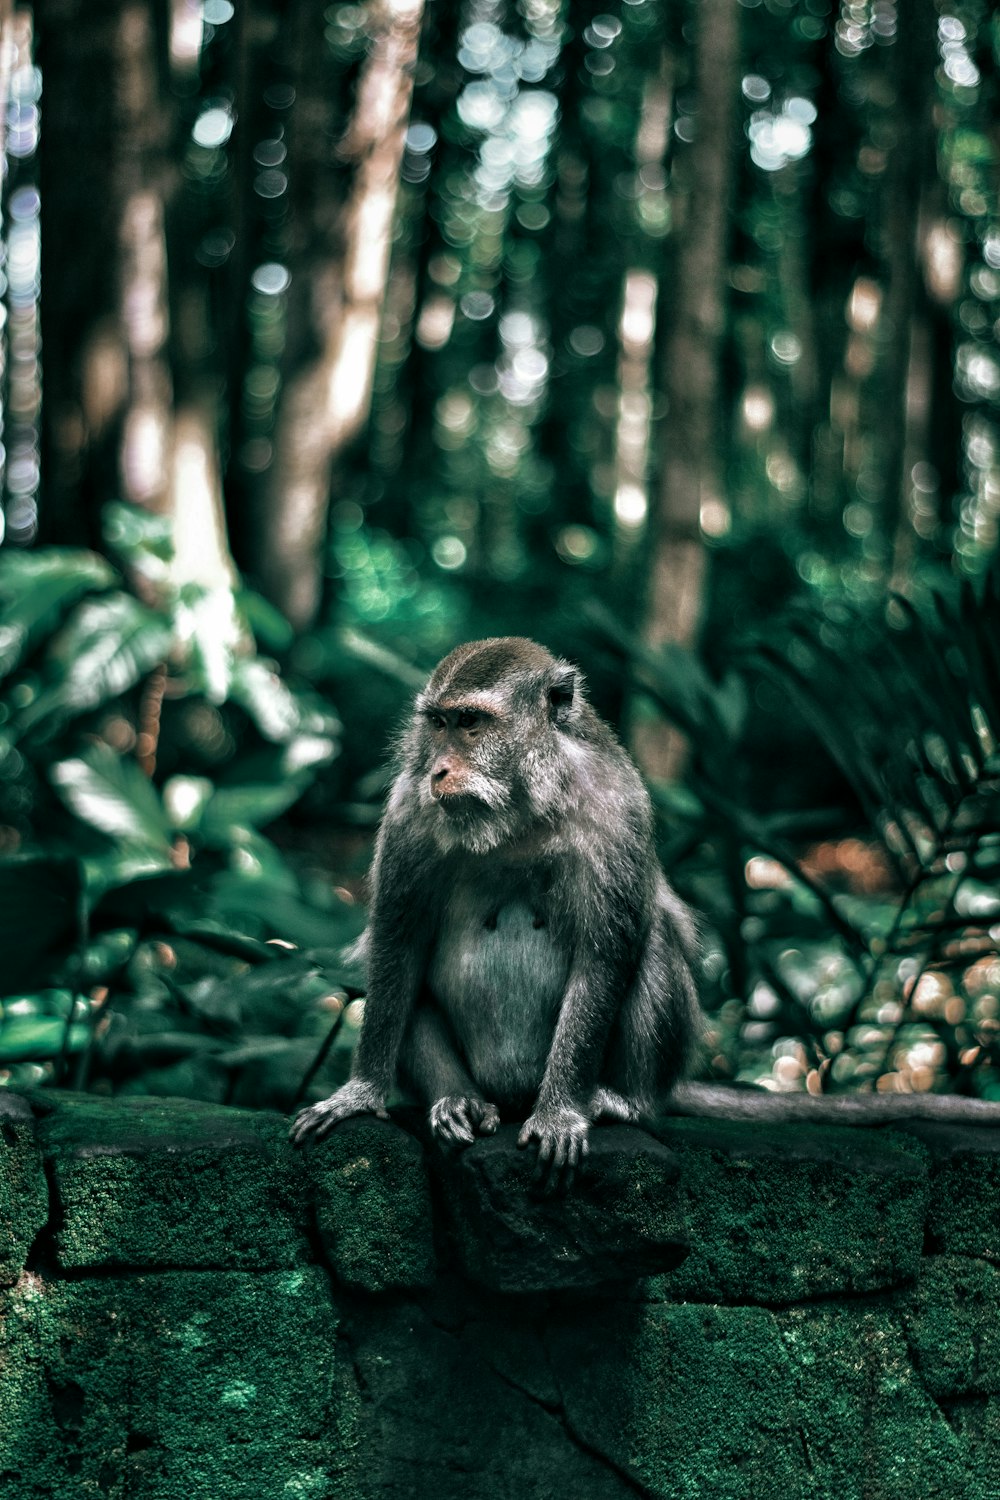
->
[427, 890, 570, 1099]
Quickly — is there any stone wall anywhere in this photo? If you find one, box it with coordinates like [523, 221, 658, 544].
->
[1, 1089, 999, 1499]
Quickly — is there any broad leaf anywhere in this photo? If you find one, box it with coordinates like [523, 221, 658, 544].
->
[40, 594, 172, 717]
[0, 549, 117, 677]
[174, 584, 241, 704]
[0, 1016, 91, 1062]
[51, 746, 174, 853]
[199, 778, 312, 840]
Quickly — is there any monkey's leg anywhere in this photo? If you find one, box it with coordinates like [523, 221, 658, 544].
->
[401, 1006, 500, 1148]
[604, 902, 700, 1117]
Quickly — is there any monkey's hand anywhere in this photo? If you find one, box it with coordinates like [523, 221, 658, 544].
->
[517, 1104, 589, 1193]
[429, 1095, 500, 1149]
[289, 1080, 389, 1145]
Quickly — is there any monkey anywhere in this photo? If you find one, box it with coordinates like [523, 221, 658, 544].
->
[290, 636, 702, 1189]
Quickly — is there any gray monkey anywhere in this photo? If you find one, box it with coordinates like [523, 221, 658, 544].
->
[290, 636, 701, 1187]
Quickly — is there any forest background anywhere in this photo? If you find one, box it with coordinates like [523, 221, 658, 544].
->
[0, 0, 998, 1116]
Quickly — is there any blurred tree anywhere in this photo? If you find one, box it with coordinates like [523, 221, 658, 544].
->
[251, 0, 425, 628]
[631, 0, 740, 779]
[6, 0, 999, 714]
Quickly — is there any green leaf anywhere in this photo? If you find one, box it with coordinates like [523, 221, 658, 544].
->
[228, 656, 341, 751]
[102, 501, 174, 565]
[228, 657, 303, 741]
[236, 590, 295, 653]
[208, 871, 359, 949]
[24, 594, 173, 728]
[162, 775, 215, 832]
[50, 746, 174, 853]
[199, 778, 312, 840]
[0, 549, 118, 677]
[0, 1017, 90, 1062]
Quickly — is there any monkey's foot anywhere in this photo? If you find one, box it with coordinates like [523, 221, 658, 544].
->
[517, 1104, 589, 1193]
[289, 1080, 388, 1145]
[588, 1087, 640, 1124]
[429, 1095, 500, 1149]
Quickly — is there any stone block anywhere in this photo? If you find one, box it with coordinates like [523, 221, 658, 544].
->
[307, 1116, 436, 1293]
[898, 1254, 1000, 1400]
[648, 1117, 930, 1303]
[33, 1091, 311, 1269]
[548, 1299, 973, 1500]
[0, 1267, 358, 1499]
[432, 1123, 688, 1293]
[350, 1296, 633, 1500]
[901, 1122, 1000, 1261]
[0, 1093, 47, 1286]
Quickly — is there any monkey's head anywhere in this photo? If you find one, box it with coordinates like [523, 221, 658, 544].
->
[410, 637, 586, 853]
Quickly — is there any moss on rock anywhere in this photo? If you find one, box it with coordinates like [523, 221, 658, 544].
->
[549, 1298, 974, 1500]
[33, 1091, 311, 1269]
[899, 1255, 1000, 1400]
[902, 1123, 1000, 1261]
[307, 1116, 436, 1293]
[432, 1122, 689, 1293]
[0, 1267, 360, 1499]
[648, 1117, 930, 1303]
[0, 1092, 48, 1286]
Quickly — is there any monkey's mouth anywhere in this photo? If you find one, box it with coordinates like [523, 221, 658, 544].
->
[432, 790, 486, 815]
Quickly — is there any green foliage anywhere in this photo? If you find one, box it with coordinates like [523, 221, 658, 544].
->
[611, 572, 1000, 1101]
[0, 509, 358, 1107]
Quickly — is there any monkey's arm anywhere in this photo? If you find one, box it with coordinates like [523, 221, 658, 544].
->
[290, 814, 430, 1144]
[518, 849, 649, 1186]
[516, 965, 620, 1187]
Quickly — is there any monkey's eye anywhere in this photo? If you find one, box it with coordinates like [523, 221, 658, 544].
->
[426, 712, 446, 731]
[457, 710, 481, 731]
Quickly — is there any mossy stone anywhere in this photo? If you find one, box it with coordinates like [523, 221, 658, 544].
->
[349, 1295, 633, 1499]
[433, 1123, 689, 1293]
[307, 1115, 436, 1292]
[901, 1122, 1000, 1260]
[898, 1254, 1000, 1400]
[0, 1267, 360, 1499]
[0, 1093, 47, 1286]
[549, 1298, 972, 1500]
[33, 1091, 311, 1269]
[648, 1117, 930, 1303]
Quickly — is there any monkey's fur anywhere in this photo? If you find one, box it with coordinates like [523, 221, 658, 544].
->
[291, 637, 701, 1186]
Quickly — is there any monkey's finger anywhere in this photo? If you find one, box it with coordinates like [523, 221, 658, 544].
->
[531, 1133, 559, 1189]
[430, 1100, 475, 1147]
[477, 1104, 500, 1135]
[444, 1118, 475, 1146]
[545, 1136, 570, 1195]
[563, 1133, 588, 1190]
[289, 1109, 324, 1145]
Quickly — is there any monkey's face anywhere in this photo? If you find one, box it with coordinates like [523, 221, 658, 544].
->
[422, 707, 512, 807]
[412, 639, 584, 852]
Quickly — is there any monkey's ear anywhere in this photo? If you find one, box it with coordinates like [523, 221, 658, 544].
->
[547, 664, 578, 725]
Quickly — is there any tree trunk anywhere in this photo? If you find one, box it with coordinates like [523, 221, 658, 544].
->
[254, 0, 425, 630]
[631, 0, 740, 780]
[876, 0, 938, 580]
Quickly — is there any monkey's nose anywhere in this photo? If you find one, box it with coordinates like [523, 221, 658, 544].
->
[431, 766, 453, 799]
